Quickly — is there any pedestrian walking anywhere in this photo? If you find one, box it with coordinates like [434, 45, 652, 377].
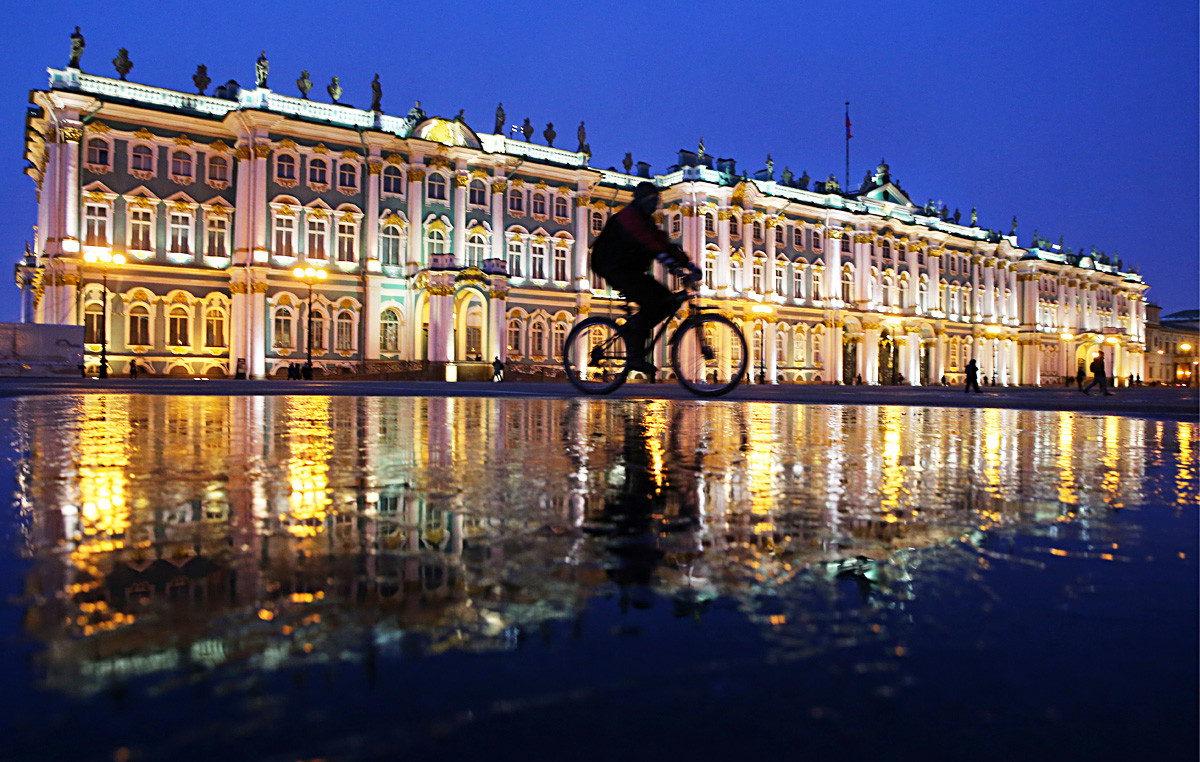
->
[1075, 364, 1086, 390]
[492, 357, 504, 382]
[964, 358, 982, 393]
[129, 361, 138, 379]
[1082, 353, 1112, 395]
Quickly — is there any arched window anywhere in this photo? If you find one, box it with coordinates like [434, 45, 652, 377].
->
[273, 213, 295, 257]
[507, 320, 523, 356]
[530, 322, 546, 357]
[507, 238, 523, 278]
[811, 229, 822, 250]
[775, 225, 784, 246]
[207, 156, 228, 184]
[276, 154, 296, 181]
[466, 233, 487, 267]
[170, 151, 193, 180]
[205, 308, 226, 347]
[919, 280, 929, 312]
[670, 214, 682, 236]
[311, 310, 326, 351]
[131, 145, 154, 173]
[168, 306, 190, 346]
[882, 239, 892, 259]
[841, 233, 851, 252]
[793, 266, 805, 300]
[336, 311, 354, 351]
[841, 268, 853, 303]
[752, 259, 764, 293]
[776, 331, 787, 362]
[129, 305, 151, 346]
[338, 163, 358, 189]
[469, 179, 487, 206]
[380, 310, 400, 352]
[793, 331, 807, 365]
[551, 322, 567, 359]
[383, 166, 404, 194]
[509, 189, 524, 213]
[730, 258, 743, 292]
[84, 302, 103, 344]
[591, 210, 603, 233]
[775, 262, 785, 295]
[882, 274, 894, 307]
[86, 139, 109, 167]
[704, 255, 715, 289]
[273, 307, 293, 348]
[531, 193, 547, 216]
[704, 213, 715, 235]
[308, 158, 328, 186]
[812, 327, 824, 368]
[380, 224, 402, 266]
[730, 214, 741, 238]
[554, 196, 569, 219]
[426, 227, 446, 256]
[427, 174, 446, 201]
[752, 221, 763, 241]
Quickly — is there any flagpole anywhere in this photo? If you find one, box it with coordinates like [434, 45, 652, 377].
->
[844, 101, 850, 191]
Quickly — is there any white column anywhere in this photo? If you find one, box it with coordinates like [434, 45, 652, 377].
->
[490, 290, 507, 361]
[927, 250, 941, 313]
[491, 178, 506, 264]
[251, 144, 269, 254]
[905, 329, 921, 385]
[716, 210, 732, 295]
[364, 274, 382, 360]
[764, 219, 778, 297]
[250, 282, 267, 378]
[863, 325, 880, 384]
[452, 174, 468, 267]
[983, 259, 996, 321]
[822, 230, 839, 300]
[364, 160, 381, 264]
[406, 167, 424, 273]
[765, 319, 778, 383]
[573, 193, 589, 290]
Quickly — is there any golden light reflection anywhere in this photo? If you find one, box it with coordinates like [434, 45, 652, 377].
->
[1177, 422, 1196, 506]
[981, 409, 1002, 495]
[284, 397, 332, 539]
[642, 401, 670, 491]
[71, 396, 132, 577]
[878, 407, 905, 513]
[744, 403, 776, 516]
[1056, 415, 1076, 506]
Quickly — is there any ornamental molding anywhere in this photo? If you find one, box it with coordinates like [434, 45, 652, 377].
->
[61, 126, 83, 142]
[234, 146, 251, 160]
[278, 138, 297, 150]
[87, 121, 111, 134]
[307, 207, 329, 220]
[489, 289, 508, 300]
[427, 285, 455, 296]
[173, 134, 194, 147]
[492, 181, 508, 193]
[409, 168, 426, 182]
[251, 282, 269, 293]
[367, 161, 383, 175]
[453, 174, 470, 187]
[208, 139, 229, 154]
[573, 196, 589, 207]
[853, 234, 872, 243]
[133, 127, 154, 141]
[825, 229, 844, 239]
[535, 181, 548, 190]
[312, 143, 329, 154]
[341, 150, 359, 161]
[253, 145, 271, 159]
[681, 206, 695, 217]
[382, 213, 403, 227]
[718, 209, 735, 220]
[385, 153, 403, 165]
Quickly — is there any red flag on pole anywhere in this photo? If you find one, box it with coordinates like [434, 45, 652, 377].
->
[845, 111, 852, 139]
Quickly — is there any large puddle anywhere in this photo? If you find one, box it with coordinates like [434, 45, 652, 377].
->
[1, 395, 1196, 761]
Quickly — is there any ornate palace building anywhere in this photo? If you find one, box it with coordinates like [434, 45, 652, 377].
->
[19, 58, 1149, 383]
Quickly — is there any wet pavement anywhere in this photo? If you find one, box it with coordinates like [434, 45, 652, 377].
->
[0, 392, 1196, 761]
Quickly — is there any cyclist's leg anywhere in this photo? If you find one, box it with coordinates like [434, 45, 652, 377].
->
[613, 274, 675, 361]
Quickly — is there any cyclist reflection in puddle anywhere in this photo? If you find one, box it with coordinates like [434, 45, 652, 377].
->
[582, 409, 706, 615]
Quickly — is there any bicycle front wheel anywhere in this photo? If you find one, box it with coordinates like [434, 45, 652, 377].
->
[562, 316, 630, 394]
[670, 314, 748, 397]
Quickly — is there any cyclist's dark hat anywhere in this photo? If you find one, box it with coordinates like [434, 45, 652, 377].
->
[632, 181, 659, 201]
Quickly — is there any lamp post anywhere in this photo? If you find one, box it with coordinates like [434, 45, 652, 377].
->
[293, 266, 327, 378]
[752, 303, 773, 384]
[986, 325, 1001, 385]
[885, 316, 902, 385]
[83, 250, 125, 378]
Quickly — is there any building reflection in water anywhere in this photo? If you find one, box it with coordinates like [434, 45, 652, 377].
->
[13, 394, 1194, 695]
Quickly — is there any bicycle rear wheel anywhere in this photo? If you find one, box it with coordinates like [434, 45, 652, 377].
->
[670, 314, 748, 397]
[562, 316, 630, 394]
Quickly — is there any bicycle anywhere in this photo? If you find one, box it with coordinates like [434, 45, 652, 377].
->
[561, 263, 749, 397]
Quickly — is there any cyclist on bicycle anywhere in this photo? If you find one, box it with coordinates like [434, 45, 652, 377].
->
[590, 181, 698, 374]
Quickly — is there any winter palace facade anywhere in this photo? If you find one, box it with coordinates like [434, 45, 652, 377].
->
[19, 65, 1149, 384]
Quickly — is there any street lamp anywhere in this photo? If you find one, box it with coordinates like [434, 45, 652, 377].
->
[885, 316, 902, 385]
[83, 250, 126, 378]
[293, 266, 327, 378]
[752, 303, 773, 384]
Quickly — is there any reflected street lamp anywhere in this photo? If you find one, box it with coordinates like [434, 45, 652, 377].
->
[83, 250, 126, 378]
[752, 304, 773, 384]
[293, 266, 327, 377]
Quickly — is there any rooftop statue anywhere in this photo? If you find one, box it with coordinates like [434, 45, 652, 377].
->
[797, 170, 810, 190]
[953, 208, 961, 224]
[825, 174, 839, 193]
[697, 137, 705, 158]
[296, 70, 312, 99]
[112, 48, 132, 81]
[577, 121, 587, 153]
[255, 51, 268, 89]
[494, 103, 505, 134]
[69, 26, 85, 69]
[407, 100, 424, 121]
[781, 166, 793, 185]
[193, 64, 211, 95]
[543, 122, 556, 146]
[970, 207, 977, 226]
[327, 76, 342, 103]
[622, 152, 633, 173]
[1010, 216, 1017, 236]
[455, 109, 465, 123]
[370, 74, 382, 112]
[766, 154, 774, 178]
[521, 118, 533, 142]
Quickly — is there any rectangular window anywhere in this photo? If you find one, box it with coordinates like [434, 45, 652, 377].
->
[336, 316, 353, 351]
[553, 247, 568, 281]
[337, 220, 356, 262]
[274, 215, 295, 257]
[307, 218, 328, 259]
[168, 311, 189, 346]
[591, 211, 603, 233]
[206, 215, 228, 257]
[129, 208, 152, 251]
[507, 240, 523, 278]
[84, 204, 108, 246]
[273, 312, 293, 348]
[205, 311, 226, 347]
[531, 243, 546, 279]
[793, 228, 803, 248]
[775, 226, 784, 246]
[168, 212, 191, 254]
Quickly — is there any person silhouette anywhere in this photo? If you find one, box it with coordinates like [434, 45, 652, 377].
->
[964, 358, 982, 393]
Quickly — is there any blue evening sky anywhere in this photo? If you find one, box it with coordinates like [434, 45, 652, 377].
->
[0, 0, 1195, 318]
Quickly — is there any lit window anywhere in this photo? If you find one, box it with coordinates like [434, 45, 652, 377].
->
[507, 320, 522, 356]
[168, 307, 190, 347]
[467, 233, 487, 268]
[128, 305, 151, 346]
[338, 163, 358, 189]
[531, 323, 545, 356]
[206, 214, 228, 257]
[307, 216, 327, 259]
[336, 312, 353, 351]
[552, 323, 567, 358]
[337, 218, 356, 262]
[554, 196, 569, 219]
[509, 189, 524, 214]
[380, 310, 400, 352]
[129, 208, 153, 251]
[86, 139, 109, 167]
[208, 156, 228, 183]
[168, 212, 191, 254]
[274, 214, 295, 257]
[273, 308, 293, 348]
[507, 238, 523, 277]
[205, 309, 226, 347]
[84, 203, 108, 246]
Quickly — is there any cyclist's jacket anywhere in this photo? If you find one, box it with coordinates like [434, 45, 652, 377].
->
[591, 202, 688, 278]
